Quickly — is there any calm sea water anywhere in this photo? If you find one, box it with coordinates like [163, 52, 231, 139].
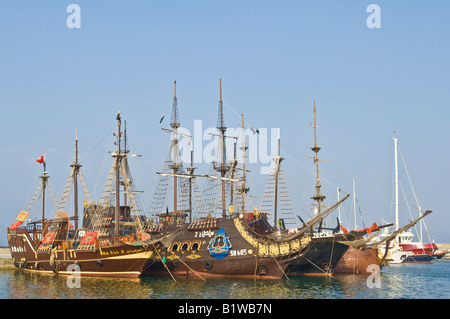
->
[1, 261, 450, 299]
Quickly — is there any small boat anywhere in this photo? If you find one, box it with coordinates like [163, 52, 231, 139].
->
[372, 137, 435, 265]
[403, 254, 433, 263]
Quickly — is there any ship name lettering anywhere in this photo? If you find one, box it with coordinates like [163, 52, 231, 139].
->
[194, 230, 215, 238]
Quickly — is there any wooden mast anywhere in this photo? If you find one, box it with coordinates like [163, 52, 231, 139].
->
[114, 110, 122, 237]
[169, 80, 182, 215]
[215, 78, 230, 218]
[310, 102, 326, 229]
[393, 136, 399, 231]
[71, 129, 81, 230]
[187, 140, 195, 223]
[40, 157, 48, 223]
[240, 114, 249, 214]
[273, 126, 283, 229]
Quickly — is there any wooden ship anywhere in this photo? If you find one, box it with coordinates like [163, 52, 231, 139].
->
[143, 80, 316, 279]
[7, 113, 175, 278]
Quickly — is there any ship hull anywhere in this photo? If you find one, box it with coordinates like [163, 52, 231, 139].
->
[403, 254, 433, 263]
[285, 237, 349, 276]
[143, 217, 311, 280]
[8, 227, 154, 278]
[333, 246, 382, 274]
[399, 243, 439, 256]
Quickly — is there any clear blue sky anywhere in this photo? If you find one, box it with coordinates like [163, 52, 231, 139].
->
[1, 1, 449, 245]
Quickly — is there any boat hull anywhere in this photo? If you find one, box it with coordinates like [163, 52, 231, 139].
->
[403, 254, 433, 263]
[285, 236, 349, 276]
[334, 246, 382, 274]
[8, 228, 154, 278]
[144, 217, 311, 280]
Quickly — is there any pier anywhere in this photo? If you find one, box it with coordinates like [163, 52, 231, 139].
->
[0, 247, 14, 270]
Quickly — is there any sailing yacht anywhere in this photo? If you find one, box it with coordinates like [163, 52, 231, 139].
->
[374, 137, 434, 264]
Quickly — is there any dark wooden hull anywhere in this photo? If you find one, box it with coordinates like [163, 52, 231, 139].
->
[333, 246, 382, 274]
[143, 217, 311, 280]
[285, 236, 350, 276]
[8, 228, 154, 278]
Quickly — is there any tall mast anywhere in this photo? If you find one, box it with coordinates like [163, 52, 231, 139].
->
[393, 137, 399, 231]
[40, 157, 48, 223]
[114, 110, 122, 236]
[169, 80, 182, 215]
[311, 102, 326, 211]
[71, 129, 81, 230]
[187, 140, 195, 223]
[273, 126, 283, 229]
[353, 180, 357, 230]
[215, 78, 230, 218]
[310, 102, 326, 229]
[229, 132, 238, 210]
[240, 114, 249, 214]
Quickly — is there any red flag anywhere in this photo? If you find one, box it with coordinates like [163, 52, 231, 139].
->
[36, 156, 44, 164]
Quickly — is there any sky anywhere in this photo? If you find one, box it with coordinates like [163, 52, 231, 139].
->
[0, 1, 449, 246]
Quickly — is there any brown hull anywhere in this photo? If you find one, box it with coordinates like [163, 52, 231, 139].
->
[8, 228, 154, 278]
[144, 217, 311, 280]
[333, 246, 382, 274]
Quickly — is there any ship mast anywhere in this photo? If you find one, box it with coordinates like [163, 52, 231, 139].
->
[310, 102, 326, 229]
[169, 80, 182, 215]
[40, 156, 49, 223]
[187, 140, 195, 223]
[393, 136, 399, 231]
[273, 126, 283, 229]
[114, 110, 122, 237]
[215, 79, 231, 218]
[239, 114, 249, 214]
[71, 129, 81, 230]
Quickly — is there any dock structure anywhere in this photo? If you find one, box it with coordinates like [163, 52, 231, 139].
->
[0, 247, 14, 270]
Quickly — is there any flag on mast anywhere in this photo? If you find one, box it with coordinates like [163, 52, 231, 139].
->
[36, 156, 44, 164]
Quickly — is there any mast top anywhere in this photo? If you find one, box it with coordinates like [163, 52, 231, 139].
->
[171, 80, 180, 129]
[217, 78, 226, 132]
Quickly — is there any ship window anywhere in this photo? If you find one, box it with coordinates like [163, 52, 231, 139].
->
[192, 241, 200, 251]
[170, 242, 180, 252]
[180, 242, 190, 251]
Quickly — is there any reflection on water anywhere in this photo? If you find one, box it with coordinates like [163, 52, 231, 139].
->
[2, 261, 450, 299]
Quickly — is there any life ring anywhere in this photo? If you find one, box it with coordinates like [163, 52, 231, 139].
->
[204, 261, 212, 270]
[173, 261, 179, 268]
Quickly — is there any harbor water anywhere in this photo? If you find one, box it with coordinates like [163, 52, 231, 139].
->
[1, 260, 450, 299]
